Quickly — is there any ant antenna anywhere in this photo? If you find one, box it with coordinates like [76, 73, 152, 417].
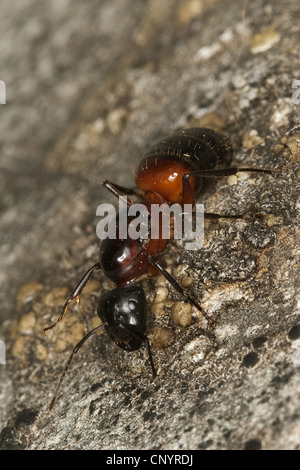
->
[43, 263, 101, 333]
[145, 336, 157, 378]
[49, 324, 104, 410]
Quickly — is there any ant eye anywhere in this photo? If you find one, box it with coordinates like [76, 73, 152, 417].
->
[128, 300, 138, 312]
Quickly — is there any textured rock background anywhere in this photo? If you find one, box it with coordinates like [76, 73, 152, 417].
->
[0, 0, 299, 450]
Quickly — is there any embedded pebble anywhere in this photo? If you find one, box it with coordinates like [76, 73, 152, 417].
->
[285, 133, 300, 159]
[16, 282, 44, 310]
[227, 174, 238, 186]
[70, 322, 86, 341]
[12, 336, 27, 358]
[227, 171, 251, 186]
[180, 275, 194, 288]
[270, 98, 292, 130]
[154, 287, 169, 303]
[43, 287, 69, 307]
[18, 312, 36, 334]
[150, 326, 175, 350]
[155, 273, 170, 287]
[250, 27, 281, 54]
[54, 336, 73, 352]
[182, 336, 211, 363]
[176, 0, 203, 24]
[175, 265, 194, 287]
[242, 130, 264, 149]
[186, 113, 224, 131]
[170, 302, 192, 327]
[151, 302, 166, 319]
[35, 343, 48, 361]
[107, 108, 127, 134]
[263, 214, 281, 227]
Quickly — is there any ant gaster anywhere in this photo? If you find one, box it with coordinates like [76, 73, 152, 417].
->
[44, 127, 272, 409]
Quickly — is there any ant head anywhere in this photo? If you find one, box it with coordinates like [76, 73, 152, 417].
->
[98, 285, 147, 351]
[48, 284, 154, 411]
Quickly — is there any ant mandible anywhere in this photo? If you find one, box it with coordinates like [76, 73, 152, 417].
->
[44, 127, 272, 409]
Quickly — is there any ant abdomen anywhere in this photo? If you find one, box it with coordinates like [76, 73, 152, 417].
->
[135, 128, 234, 203]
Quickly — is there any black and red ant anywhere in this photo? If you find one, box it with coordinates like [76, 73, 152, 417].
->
[44, 127, 272, 409]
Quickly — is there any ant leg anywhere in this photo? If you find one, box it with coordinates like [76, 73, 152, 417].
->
[123, 326, 156, 378]
[183, 166, 273, 180]
[181, 166, 272, 212]
[104, 180, 142, 198]
[153, 258, 214, 326]
[181, 173, 195, 206]
[49, 324, 104, 410]
[203, 212, 263, 221]
[43, 262, 101, 333]
[204, 212, 243, 220]
[182, 211, 245, 220]
[144, 335, 156, 378]
[181, 164, 272, 219]
[103, 180, 142, 205]
[103, 180, 133, 205]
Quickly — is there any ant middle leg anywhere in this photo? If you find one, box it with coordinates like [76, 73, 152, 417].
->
[152, 258, 214, 326]
[181, 166, 272, 205]
[181, 165, 272, 219]
[43, 262, 101, 333]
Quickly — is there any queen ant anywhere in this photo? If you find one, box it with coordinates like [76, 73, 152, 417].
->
[43, 127, 272, 409]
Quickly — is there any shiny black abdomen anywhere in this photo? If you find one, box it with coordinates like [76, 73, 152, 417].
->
[141, 127, 234, 172]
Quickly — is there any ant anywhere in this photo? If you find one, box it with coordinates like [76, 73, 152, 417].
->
[43, 127, 272, 410]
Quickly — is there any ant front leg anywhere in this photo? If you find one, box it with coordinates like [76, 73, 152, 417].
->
[183, 166, 273, 180]
[153, 258, 214, 326]
[103, 180, 142, 205]
[181, 166, 272, 209]
[43, 262, 101, 333]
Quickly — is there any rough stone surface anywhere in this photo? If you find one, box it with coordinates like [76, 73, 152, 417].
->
[0, 0, 299, 450]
